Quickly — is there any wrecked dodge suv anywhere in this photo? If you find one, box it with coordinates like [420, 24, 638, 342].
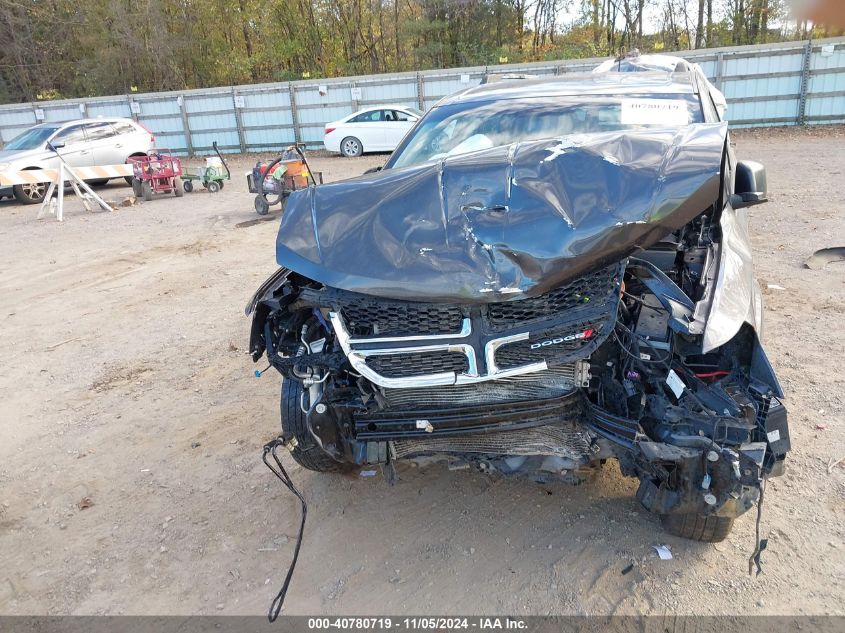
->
[248, 71, 789, 543]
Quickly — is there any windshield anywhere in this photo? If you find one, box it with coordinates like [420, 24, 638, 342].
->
[388, 94, 703, 169]
[4, 126, 60, 151]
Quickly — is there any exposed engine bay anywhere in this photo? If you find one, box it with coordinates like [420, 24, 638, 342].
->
[248, 201, 788, 544]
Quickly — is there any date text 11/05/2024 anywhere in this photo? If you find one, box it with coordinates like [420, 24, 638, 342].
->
[307, 618, 527, 630]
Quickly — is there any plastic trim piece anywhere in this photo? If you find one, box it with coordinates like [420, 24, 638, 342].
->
[329, 311, 547, 388]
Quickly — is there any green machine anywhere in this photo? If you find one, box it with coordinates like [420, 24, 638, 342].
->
[181, 141, 231, 193]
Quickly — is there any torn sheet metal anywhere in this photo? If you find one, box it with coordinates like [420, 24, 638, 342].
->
[275, 123, 727, 303]
[703, 205, 763, 353]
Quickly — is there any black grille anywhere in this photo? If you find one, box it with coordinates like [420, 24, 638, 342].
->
[487, 265, 620, 327]
[365, 351, 468, 377]
[496, 320, 607, 370]
[341, 302, 464, 337]
[391, 422, 593, 459]
[382, 366, 579, 408]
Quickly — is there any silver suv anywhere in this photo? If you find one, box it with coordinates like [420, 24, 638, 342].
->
[0, 118, 155, 204]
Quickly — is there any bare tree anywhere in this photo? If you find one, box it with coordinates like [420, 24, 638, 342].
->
[695, 0, 705, 47]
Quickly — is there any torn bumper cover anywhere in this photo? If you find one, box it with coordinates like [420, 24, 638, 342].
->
[275, 123, 727, 302]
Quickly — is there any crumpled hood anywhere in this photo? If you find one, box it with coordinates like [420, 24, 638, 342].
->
[276, 122, 727, 302]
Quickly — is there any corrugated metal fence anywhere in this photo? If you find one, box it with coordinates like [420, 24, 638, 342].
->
[1, 37, 843, 155]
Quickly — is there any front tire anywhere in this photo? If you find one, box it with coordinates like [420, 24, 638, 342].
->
[141, 181, 153, 202]
[340, 136, 363, 157]
[281, 379, 348, 473]
[174, 178, 184, 197]
[126, 154, 146, 185]
[661, 513, 734, 543]
[13, 182, 48, 205]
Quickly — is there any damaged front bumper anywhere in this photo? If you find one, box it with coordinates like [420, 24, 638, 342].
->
[246, 264, 788, 525]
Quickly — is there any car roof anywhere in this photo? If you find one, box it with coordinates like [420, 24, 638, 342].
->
[593, 53, 694, 74]
[31, 117, 135, 129]
[438, 71, 698, 107]
[347, 105, 417, 116]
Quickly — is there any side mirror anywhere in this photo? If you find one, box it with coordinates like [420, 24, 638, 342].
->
[48, 141, 65, 150]
[731, 160, 767, 209]
[363, 166, 383, 175]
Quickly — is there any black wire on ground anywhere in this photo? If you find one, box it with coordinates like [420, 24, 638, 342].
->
[262, 437, 308, 622]
[748, 478, 768, 576]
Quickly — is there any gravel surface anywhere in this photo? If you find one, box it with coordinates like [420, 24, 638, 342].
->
[0, 128, 843, 616]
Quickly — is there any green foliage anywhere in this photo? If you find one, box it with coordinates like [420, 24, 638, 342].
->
[0, 0, 824, 104]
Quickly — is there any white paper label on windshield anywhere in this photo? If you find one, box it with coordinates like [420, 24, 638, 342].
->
[621, 98, 689, 126]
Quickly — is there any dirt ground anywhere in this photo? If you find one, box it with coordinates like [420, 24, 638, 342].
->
[0, 127, 843, 617]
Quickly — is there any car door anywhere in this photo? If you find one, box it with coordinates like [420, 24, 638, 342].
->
[346, 110, 387, 150]
[48, 124, 91, 168]
[382, 109, 417, 150]
[111, 120, 150, 158]
[84, 121, 121, 165]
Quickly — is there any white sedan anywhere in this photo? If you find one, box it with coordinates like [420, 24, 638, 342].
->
[324, 105, 422, 157]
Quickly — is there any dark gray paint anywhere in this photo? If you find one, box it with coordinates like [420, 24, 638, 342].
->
[275, 123, 727, 303]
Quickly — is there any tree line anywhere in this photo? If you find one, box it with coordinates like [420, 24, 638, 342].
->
[0, 0, 839, 104]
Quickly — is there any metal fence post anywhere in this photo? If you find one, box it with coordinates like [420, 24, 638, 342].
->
[798, 40, 813, 125]
[714, 52, 725, 91]
[288, 83, 301, 145]
[178, 94, 194, 155]
[416, 72, 425, 111]
[350, 80, 360, 111]
[127, 95, 139, 122]
[232, 88, 247, 153]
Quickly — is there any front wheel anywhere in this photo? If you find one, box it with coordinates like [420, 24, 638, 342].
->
[281, 379, 349, 473]
[207, 180, 220, 193]
[13, 182, 48, 205]
[174, 178, 184, 197]
[125, 155, 147, 185]
[661, 513, 734, 543]
[340, 136, 363, 157]
[141, 181, 153, 202]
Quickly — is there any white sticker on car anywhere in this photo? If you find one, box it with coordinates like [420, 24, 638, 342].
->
[666, 369, 686, 399]
[621, 99, 689, 126]
[766, 429, 781, 443]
